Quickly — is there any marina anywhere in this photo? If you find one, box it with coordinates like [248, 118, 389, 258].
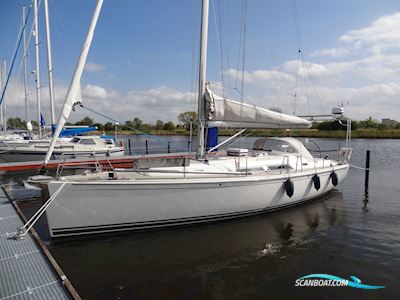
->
[1, 0, 399, 298]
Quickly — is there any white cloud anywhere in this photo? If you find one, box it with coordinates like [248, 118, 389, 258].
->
[77, 85, 195, 123]
[224, 68, 295, 85]
[84, 62, 105, 72]
[310, 44, 361, 58]
[312, 12, 400, 58]
[339, 12, 400, 45]
[3, 80, 195, 124]
[281, 61, 330, 79]
[83, 84, 108, 99]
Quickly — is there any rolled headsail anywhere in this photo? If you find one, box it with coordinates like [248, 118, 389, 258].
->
[43, 0, 103, 165]
[205, 88, 311, 129]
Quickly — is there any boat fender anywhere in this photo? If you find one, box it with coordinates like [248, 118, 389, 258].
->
[284, 178, 294, 198]
[108, 171, 117, 180]
[312, 174, 320, 191]
[330, 171, 338, 186]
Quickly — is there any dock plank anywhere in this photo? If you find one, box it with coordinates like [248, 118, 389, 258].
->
[0, 188, 72, 300]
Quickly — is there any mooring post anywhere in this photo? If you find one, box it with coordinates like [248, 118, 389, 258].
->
[168, 141, 170, 153]
[145, 140, 149, 155]
[128, 139, 131, 155]
[364, 150, 370, 195]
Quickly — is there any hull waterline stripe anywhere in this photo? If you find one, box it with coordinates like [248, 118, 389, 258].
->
[51, 191, 334, 237]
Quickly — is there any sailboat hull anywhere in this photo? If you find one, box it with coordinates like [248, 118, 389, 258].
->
[46, 164, 349, 237]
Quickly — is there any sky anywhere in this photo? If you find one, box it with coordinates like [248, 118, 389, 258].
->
[1, 0, 400, 125]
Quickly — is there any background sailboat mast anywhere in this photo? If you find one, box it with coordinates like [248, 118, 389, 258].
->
[196, 0, 210, 159]
[43, 0, 56, 126]
[43, 0, 104, 165]
[1, 61, 6, 135]
[22, 6, 29, 128]
[33, 0, 42, 138]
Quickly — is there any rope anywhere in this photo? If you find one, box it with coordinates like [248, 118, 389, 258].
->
[349, 164, 370, 171]
[14, 181, 67, 240]
[77, 104, 181, 148]
[78, 104, 153, 136]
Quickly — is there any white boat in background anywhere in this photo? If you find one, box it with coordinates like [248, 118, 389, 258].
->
[0, 1, 123, 163]
[0, 135, 124, 163]
[20, 0, 352, 238]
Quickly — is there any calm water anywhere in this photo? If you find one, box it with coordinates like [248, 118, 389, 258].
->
[2, 137, 400, 299]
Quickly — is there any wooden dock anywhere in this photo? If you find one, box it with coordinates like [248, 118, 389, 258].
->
[0, 153, 190, 172]
[0, 187, 79, 300]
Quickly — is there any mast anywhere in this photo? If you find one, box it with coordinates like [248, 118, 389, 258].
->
[22, 6, 29, 128]
[1, 61, 7, 135]
[43, 0, 104, 166]
[43, 0, 56, 126]
[33, 0, 42, 138]
[196, 0, 210, 159]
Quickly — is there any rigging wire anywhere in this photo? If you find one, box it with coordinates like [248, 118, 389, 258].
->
[7, 1, 44, 125]
[211, 0, 225, 97]
[51, 2, 73, 62]
[190, 0, 199, 113]
[292, 0, 302, 51]
[239, 0, 247, 104]
[220, 0, 233, 97]
[0, 4, 32, 107]
[208, 81, 256, 106]
[76, 103, 177, 147]
[292, 0, 312, 115]
[293, 49, 301, 114]
[235, 0, 246, 90]
[292, 0, 326, 115]
[263, 36, 294, 112]
[238, 0, 247, 150]
[301, 53, 311, 114]
[10, 5, 37, 122]
[299, 51, 326, 114]
[292, 0, 302, 115]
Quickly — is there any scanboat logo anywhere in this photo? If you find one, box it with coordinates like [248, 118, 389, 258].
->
[295, 274, 385, 289]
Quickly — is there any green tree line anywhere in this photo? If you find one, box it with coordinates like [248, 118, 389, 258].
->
[6, 114, 399, 132]
[313, 117, 400, 131]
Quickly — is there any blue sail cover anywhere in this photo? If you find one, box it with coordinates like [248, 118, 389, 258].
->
[40, 114, 46, 128]
[206, 127, 218, 151]
[52, 125, 97, 137]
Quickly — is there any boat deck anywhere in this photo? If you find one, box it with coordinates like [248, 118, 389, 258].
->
[0, 187, 77, 299]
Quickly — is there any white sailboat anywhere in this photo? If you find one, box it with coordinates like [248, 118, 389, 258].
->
[23, 0, 351, 238]
[0, 135, 123, 163]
